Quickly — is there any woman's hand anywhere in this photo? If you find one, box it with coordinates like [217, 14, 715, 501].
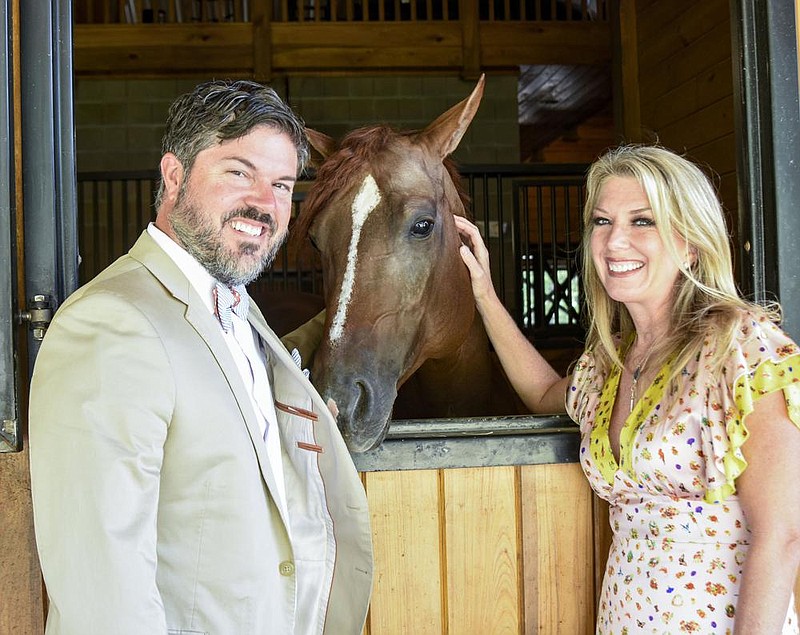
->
[454, 216, 497, 305]
[453, 215, 567, 413]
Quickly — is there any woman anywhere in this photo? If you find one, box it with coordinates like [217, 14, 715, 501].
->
[455, 144, 800, 633]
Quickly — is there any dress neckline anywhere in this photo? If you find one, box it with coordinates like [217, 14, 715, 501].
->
[589, 354, 672, 485]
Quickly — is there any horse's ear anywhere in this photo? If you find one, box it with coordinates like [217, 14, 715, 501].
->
[306, 128, 337, 164]
[420, 73, 485, 159]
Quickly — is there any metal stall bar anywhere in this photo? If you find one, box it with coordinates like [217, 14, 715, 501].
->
[20, 0, 78, 370]
[0, 0, 18, 452]
[731, 0, 800, 338]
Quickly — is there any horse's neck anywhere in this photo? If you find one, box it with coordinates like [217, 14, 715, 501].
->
[411, 314, 494, 416]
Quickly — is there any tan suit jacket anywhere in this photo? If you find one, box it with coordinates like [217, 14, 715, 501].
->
[29, 231, 373, 635]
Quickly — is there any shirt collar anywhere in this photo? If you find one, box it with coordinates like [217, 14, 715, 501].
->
[147, 222, 217, 315]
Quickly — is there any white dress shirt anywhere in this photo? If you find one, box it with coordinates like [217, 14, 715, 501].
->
[147, 223, 288, 516]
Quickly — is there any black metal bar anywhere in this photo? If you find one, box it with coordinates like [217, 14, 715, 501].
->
[730, 0, 800, 338]
[0, 0, 19, 451]
[76, 166, 590, 338]
[20, 0, 78, 369]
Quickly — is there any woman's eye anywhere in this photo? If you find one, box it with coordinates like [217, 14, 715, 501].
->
[633, 217, 655, 227]
[410, 218, 434, 238]
[591, 217, 610, 226]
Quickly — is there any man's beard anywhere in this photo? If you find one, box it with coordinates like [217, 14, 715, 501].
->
[170, 191, 287, 287]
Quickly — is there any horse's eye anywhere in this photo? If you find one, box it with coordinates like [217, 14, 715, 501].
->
[410, 218, 434, 238]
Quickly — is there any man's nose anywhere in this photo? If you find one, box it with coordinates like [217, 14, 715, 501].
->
[246, 180, 277, 210]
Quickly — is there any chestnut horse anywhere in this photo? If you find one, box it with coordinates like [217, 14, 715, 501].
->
[292, 75, 516, 452]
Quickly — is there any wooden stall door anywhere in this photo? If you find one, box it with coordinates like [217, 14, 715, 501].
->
[363, 463, 596, 634]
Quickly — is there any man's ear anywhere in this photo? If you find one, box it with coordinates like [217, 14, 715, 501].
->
[160, 153, 184, 203]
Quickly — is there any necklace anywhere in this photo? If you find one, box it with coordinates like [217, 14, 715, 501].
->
[628, 344, 654, 413]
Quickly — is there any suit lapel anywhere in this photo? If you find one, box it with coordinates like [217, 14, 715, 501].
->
[129, 232, 287, 518]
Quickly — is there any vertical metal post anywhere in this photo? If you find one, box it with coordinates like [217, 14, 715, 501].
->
[731, 0, 800, 337]
[19, 0, 79, 369]
[0, 0, 18, 452]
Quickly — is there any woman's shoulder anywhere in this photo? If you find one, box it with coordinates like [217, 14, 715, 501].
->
[733, 307, 796, 348]
[715, 307, 800, 377]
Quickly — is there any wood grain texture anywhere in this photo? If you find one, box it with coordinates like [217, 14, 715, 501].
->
[521, 462, 594, 634]
[444, 466, 521, 634]
[73, 21, 611, 76]
[364, 469, 444, 635]
[0, 450, 44, 634]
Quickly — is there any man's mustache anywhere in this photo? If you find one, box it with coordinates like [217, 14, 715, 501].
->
[223, 208, 276, 232]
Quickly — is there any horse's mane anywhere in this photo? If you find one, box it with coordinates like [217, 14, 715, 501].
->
[292, 124, 471, 242]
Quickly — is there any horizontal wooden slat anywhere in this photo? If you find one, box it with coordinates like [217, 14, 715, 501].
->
[73, 21, 611, 75]
[73, 24, 253, 75]
[480, 22, 611, 66]
[655, 97, 734, 154]
[270, 23, 463, 69]
[643, 58, 733, 130]
[638, 19, 732, 106]
[637, 0, 727, 75]
[687, 132, 738, 181]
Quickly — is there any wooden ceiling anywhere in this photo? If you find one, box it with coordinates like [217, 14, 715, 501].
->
[518, 63, 612, 161]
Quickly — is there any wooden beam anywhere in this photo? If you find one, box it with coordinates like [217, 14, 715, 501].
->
[73, 24, 254, 77]
[481, 22, 611, 66]
[459, 0, 481, 80]
[611, 0, 641, 142]
[73, 21, 611, 77]
[270, 23, 463, 70]
[251, 0, 272, 82]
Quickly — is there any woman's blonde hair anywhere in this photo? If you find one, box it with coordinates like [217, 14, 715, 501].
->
[581, 144, 779, 379]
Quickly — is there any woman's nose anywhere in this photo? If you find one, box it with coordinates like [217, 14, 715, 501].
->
[607, 222, 630, 249]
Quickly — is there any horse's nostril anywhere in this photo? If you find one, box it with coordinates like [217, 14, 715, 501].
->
[352, 380, 371, 424]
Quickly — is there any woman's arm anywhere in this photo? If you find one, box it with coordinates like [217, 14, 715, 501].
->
[734, 388, 800, 633]
[455, 215, 569, 414]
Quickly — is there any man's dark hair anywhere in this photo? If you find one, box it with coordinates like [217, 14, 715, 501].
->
[155, 79, 309, 207]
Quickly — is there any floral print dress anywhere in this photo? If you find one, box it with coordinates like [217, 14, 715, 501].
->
[567, 312, 800, 634]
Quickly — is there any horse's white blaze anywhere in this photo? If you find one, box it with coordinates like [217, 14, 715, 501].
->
[329, 174, 381, 343]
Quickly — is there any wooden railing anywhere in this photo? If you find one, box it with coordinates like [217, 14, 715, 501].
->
[71, 0, 611, 77]
[75, 0, 607, 24]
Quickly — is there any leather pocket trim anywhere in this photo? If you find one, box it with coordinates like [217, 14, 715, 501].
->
[275, 400, 318, 422]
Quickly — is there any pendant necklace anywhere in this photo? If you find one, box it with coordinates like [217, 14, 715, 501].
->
[628, 345, 654, 413]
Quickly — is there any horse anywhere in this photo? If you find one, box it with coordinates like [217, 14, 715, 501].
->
[290, 75, 519, 452]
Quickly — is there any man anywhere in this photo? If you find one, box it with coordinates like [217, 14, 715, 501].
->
[29, 80, 373, 634]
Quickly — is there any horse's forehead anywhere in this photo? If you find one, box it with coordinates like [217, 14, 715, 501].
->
[368, 145, 443, 196]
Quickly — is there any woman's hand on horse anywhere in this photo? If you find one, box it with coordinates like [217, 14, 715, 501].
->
[454, 216, 497, 304]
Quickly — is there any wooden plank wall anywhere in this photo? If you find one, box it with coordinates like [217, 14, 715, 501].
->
[362, 462, 597, 634]
[635, 0, 738, 234]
